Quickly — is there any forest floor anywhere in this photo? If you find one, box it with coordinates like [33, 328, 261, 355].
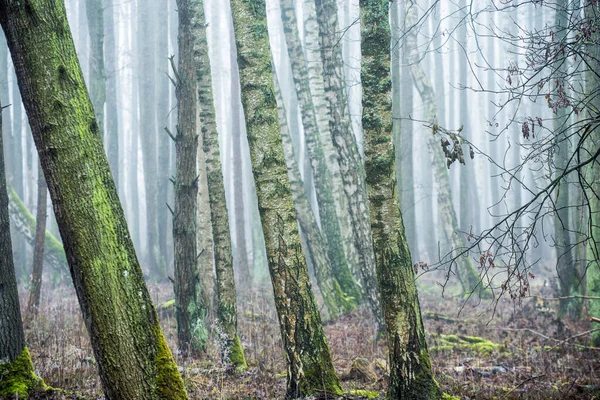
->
[19, 279, 600, 400]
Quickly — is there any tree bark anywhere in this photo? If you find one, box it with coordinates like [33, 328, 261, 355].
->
[195, 0, 246, 368]
[0, 2, 187, 398]
[360, 2, 441, 399]
[230, 0, 342, 396]
[314, 0, 383, 327]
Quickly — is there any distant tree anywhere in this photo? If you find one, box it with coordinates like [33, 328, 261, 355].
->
[314, 0, 383, 327]
[360, 1, 441, 398]
[230, 0, 342, 396]
[195, 0, 246, 368]
[0, 102, 44, 399]
[0, 2, 187, 398]
[25, 161, 47, 321]
[85, 0, 105, 141]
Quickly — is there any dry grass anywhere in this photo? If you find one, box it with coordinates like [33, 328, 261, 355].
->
[18, 280, 600, 400]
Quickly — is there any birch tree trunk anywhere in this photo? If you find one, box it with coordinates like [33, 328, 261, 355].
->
[230, 0, 342, 396]
[405, 1, 481, 295]
[275, 65, 353, 320]
[314, 0, 382, 326]
[280, 0, 360, 311]
[360, 2, 440, 398]
[0, 3, 187, 398]
[195, 0, 246, 368]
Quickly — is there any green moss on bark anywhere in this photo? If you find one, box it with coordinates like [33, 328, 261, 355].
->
[229, 335, 248, 371]
[153, 325, 186, 400]
[0, 347, 44, 399]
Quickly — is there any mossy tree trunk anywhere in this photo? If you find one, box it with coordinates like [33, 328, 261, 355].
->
[314, 0, 383, 327]
[230, 0, 342, 396]
[404, 1, 480, 295]
[25, 161, 47, 320]
[174, 0, 205, 358]
[280, 0, 360, 313]
[194, 0, 245, 368]
[0, 3, 187, 398]
[275, 66, 353, 320]
[0, 102, 43, 399]
[585, 0, 600, 345]
[359, 2, 441, 399]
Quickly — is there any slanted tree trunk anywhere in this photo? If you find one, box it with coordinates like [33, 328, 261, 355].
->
[0, 101, 44, 399]
[280, 0, 360, 312]
[314, 0, 382, 326]
[25, 161, 47, 320]
[173, 0, 204, 358]
[303, 0, 360, 294]
[0, 3, 187, 398]
[230, 1, 342, 396]
[404, 1, 481, 296]
[195, 0, 245, 368]
[360, 2, 441, 399]
[275, 66, 353, 320]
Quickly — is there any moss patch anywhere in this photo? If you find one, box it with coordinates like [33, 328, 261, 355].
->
[0, 347, 44, 399]
[348, 389, 381, 399]
[430, 334, 500, 355]
[229, 335, 247, 371]
[152, 325, 187, 399]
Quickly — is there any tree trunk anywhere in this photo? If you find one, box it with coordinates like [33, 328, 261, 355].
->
[360, 2, 441, 399]
[173, 0, 204, 358]
[0, 3, 187, 398]
[7, 185, 67, 273]
[104, 0, 119, 190]
[553, 0, 580, 318]
[86, 0, 105, 141]
[584, 0, 600, 345]
[230, 1, 342, 396]
[303, 0, 360, 290]
[195, 0, 246, 368]
[0, 100, 43, 398]
[25, 161, 47, 320]
[405, 1, 481, 296]
[314, 0, 382, 327]
[280, 0, 360, 311]
[275, 65, 353, 320]
[138, 0, 161, 276]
